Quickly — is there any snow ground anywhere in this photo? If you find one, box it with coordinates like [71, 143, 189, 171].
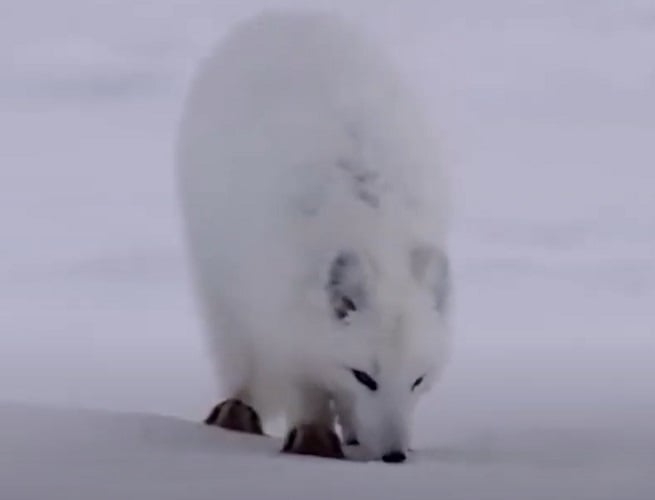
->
[1, 403, 653, 500]
[1, 0, 654, 498]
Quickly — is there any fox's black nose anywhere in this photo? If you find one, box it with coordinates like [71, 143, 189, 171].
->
[382, 451, 406, 463]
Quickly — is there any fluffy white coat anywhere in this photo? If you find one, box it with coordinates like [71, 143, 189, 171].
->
[176, 10, 452, 459]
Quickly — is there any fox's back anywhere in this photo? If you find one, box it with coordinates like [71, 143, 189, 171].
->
[177, 11, 447, 333]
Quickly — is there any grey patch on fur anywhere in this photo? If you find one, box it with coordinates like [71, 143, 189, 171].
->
[356, 188, 380, 209]
[327, 251, 367, 320]
[410, 246, 451, 312]
[336, 157, 380, 209]
[337, 120, 383, 208]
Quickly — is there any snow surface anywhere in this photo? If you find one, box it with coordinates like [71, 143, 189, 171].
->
[1, 403, 654, 500]
[1, 0, 655, 498]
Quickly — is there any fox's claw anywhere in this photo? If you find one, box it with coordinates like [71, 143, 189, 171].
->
[282, 423, 345, 459]
[204, 399, 264, 435]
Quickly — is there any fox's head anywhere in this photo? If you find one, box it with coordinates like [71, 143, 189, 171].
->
[316, 245, 451, 462]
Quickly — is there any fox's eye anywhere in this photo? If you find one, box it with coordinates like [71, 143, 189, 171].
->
[411, 376, 424, 391]
[351, 369, 378, 391]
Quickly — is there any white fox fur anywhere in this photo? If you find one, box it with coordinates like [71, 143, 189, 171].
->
[176, 10, 452, 459]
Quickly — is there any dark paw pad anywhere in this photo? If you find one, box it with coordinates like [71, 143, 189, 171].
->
[204, 399, 263, 435]
[282, 424, 345, 459]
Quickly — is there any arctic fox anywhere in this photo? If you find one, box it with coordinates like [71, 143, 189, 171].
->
[176, 10, 452, 463]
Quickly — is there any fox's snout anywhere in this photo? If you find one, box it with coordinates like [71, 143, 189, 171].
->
[354, 411, 411, 463]
[381, 450, 406, 463]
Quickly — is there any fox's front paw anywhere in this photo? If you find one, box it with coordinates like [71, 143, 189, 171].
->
[282, 424, 345, 459]
[204, 399, 264, 435]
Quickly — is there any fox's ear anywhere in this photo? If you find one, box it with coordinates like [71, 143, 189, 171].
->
[410, 245, 451, 312]
[327, 251, 367, 321]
